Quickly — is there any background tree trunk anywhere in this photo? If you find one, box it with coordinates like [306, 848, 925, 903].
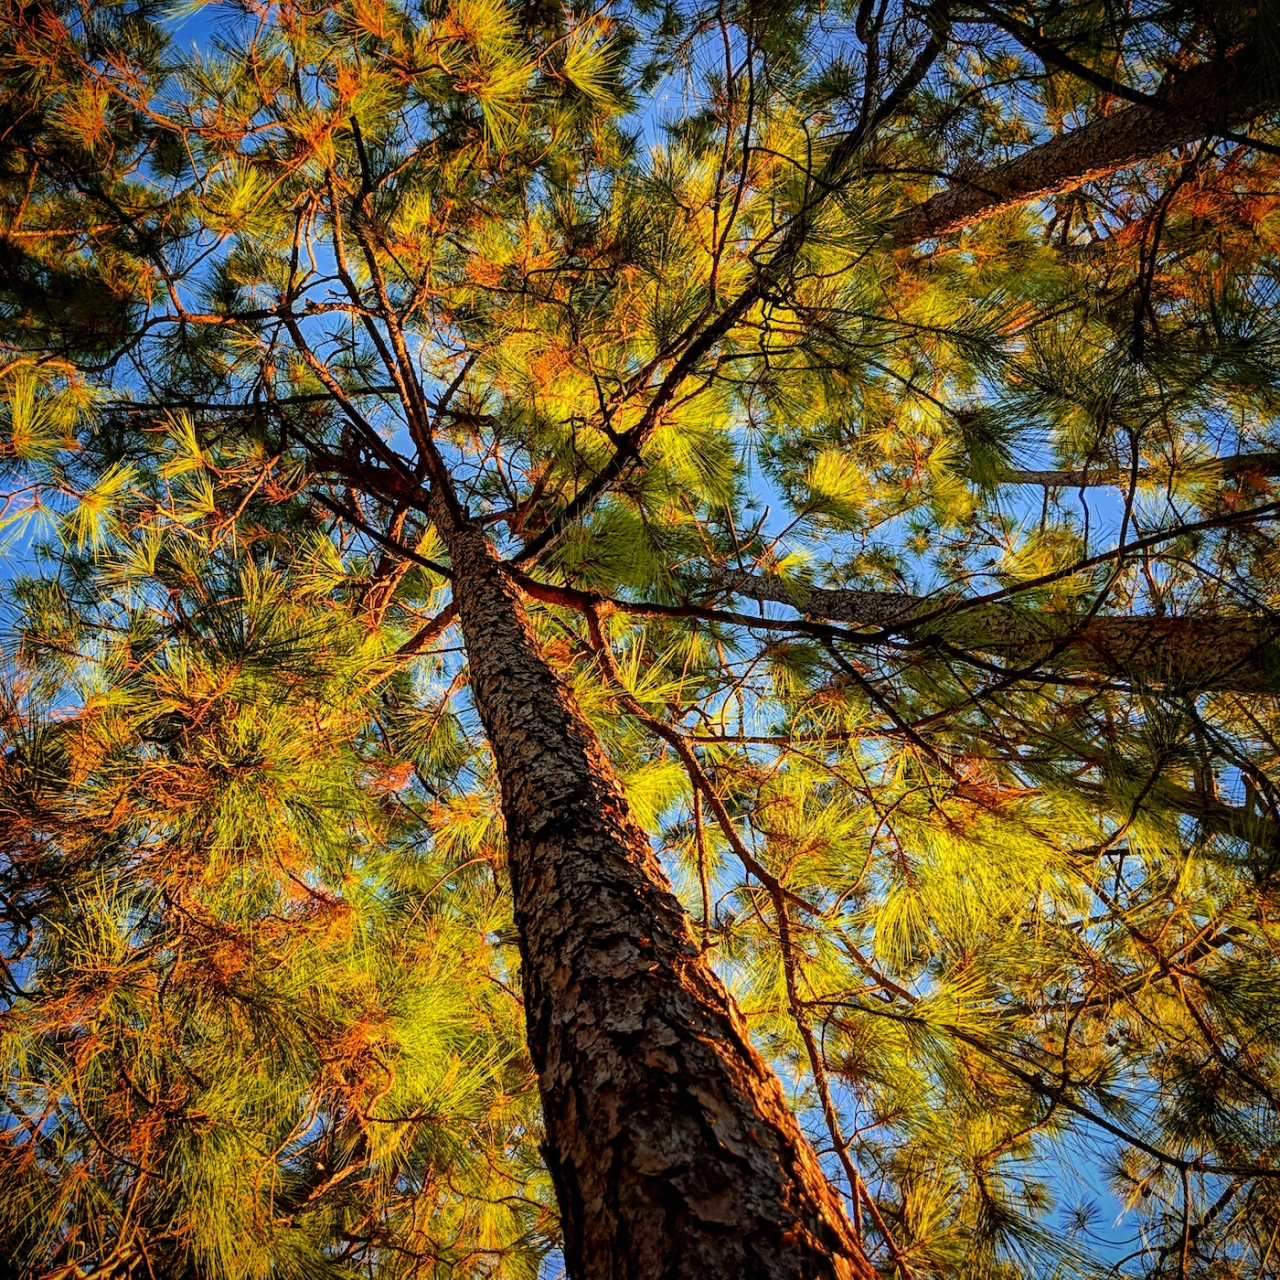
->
[434, 503, 877, 1279]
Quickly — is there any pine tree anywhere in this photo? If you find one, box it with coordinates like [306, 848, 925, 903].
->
[4, 0, 1280, 1276]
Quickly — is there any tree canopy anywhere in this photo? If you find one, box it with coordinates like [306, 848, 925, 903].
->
[2, 0, 1280, 1274]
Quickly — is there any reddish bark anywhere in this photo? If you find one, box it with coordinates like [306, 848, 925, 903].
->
[434, 502, 876, 1279]
[892, 52, 1273, 245]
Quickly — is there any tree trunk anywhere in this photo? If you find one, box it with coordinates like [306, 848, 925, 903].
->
[434, 503, 876, 1279]
[721, 572, 1280, 693]
[891, 52, 1271, 245]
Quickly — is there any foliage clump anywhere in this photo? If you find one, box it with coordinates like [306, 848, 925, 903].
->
[1, 414, 549, 1277]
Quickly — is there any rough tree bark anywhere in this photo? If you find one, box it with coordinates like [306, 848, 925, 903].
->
[431, 498, 876, 1280]
[721, 572, 1280, 693]
[891, 50, 1274, 245]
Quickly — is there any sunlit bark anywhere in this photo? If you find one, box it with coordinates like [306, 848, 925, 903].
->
[434, 501, 876, 1280]
[892, 53, 1273, 245]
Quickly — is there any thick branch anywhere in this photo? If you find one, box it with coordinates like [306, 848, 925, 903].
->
[892, 51, 1274, 245]
[720, 572, 1280, 693]
[997, 452, 1280, 489]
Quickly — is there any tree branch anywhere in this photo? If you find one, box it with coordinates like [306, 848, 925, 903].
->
[892, 46, 1277, 244]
